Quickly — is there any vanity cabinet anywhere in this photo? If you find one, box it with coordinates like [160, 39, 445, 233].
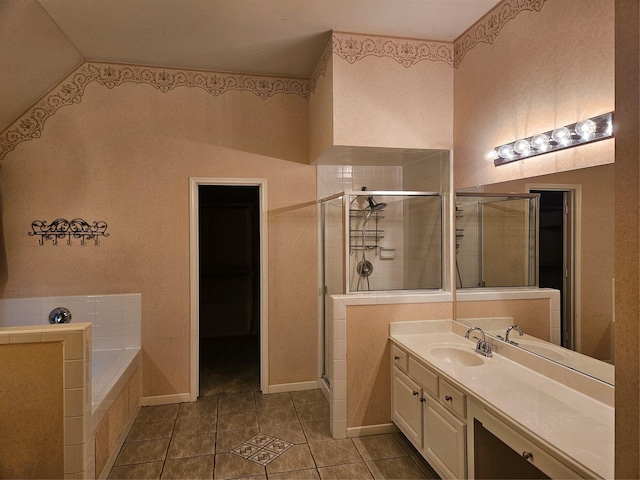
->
[391, 346, 467, 479]
[391, 338, 597, 480]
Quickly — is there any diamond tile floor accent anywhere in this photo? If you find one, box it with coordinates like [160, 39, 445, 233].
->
[231, 434, 293, 466]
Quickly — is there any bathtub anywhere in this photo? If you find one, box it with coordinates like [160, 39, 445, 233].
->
[0, 293, 142, 479]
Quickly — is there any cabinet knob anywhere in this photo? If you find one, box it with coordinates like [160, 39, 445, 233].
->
[522, 451, 534, 461]
[412, 391, 419, 396]
[394, 356, 400, 360]
[420, 397, 426, 403]
[445, 395, 453, 402]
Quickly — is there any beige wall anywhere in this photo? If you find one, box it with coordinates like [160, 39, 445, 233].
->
[0, 341, 64, 478]
[0, 1, 83, 132]
[0, 72, 317, 397]
[309, 46, 334, 162]
[310, 32, 454, 162]
[614, 0, 639, 477]
[333, 54, 453, 150]
[454, 0, 615, 189]
[346, 302, 453, 429]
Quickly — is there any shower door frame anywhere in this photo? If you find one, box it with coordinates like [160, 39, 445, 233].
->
[189, 177, 270, 400]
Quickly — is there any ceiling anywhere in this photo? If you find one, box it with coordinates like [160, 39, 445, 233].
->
[36, 0, 501, 79]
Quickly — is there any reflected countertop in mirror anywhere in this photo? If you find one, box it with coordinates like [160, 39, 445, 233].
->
[457, 314, 614, 386]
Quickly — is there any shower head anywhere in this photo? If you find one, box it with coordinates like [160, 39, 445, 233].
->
[367, 196, 387, 211]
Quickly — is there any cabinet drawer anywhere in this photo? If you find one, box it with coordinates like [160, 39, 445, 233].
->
[408, 356, 438, 397]
[478, 409, 582, 479]
[391, 344, 408, 372]
[439, 379, 466, 419]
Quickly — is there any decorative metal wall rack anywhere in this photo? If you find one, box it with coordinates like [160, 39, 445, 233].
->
[29, 218, 109, 246]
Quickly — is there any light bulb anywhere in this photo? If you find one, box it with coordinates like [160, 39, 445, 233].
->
[531, 133, 550, 151]
[551, 126, 571, 146]
[575, 119, 597, 140]
[604, 120, 613, 136]
[498, 144, 515, 159]
[513, 139, 531, 156]
[485, 149, 499, 162]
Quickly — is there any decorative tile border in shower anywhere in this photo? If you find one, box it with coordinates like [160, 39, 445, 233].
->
[0, 293, 141, 351]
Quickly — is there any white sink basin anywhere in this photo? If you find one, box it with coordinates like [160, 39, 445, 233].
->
[429, 344, 486, 366]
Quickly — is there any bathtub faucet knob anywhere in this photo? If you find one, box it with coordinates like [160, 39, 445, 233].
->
[49, 307, 72, 324]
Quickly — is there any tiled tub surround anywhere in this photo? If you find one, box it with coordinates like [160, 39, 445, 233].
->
[0, 294, 142, 478]
[389, 320, 614, 479]
[0, 323, 93, 478]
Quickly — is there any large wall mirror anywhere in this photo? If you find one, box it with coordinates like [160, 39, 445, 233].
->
[454, 163, 615, 385]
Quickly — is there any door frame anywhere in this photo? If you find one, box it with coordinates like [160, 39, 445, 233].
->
[189, 177, 269, 400]
[526, 183, 581, 350]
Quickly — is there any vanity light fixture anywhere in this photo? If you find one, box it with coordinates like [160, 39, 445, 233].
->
[487, 112, 613, 166]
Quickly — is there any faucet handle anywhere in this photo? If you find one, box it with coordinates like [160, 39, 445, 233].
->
[475, 339, 493, 357]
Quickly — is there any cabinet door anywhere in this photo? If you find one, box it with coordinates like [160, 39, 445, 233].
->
[392, 366, 423, 448]
[424, 398, 466, 479]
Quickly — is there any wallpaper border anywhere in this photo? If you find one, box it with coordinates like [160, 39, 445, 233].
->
[454, 0, 547, 68]
[0, 62, 310, 161]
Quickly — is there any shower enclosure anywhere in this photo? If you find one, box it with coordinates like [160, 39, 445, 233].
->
[320, 190, 444, 383]
[455, 192, 539, 288]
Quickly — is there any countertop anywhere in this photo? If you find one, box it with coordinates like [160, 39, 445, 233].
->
[390, 325, 614, 479]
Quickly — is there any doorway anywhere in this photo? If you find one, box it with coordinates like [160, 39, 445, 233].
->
[529, 186, 579, 350]
[189, 178, 269, 400]
[199, 185, 260, 395]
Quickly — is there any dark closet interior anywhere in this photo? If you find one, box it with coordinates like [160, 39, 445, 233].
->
[198, 185, 260, 396]
[533, 190, 568, 347]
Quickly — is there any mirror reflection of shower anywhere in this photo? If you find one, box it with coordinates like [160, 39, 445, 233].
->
[455, 192, 539, 288]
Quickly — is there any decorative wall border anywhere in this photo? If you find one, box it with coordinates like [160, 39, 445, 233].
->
[310, 0, 547, 90]
[309, 36, 334, 94]
[453, 0, 547, 68]
[0, 62, 310, 161]
[332, 32, 453, 68]
[310, 32, 454, 94]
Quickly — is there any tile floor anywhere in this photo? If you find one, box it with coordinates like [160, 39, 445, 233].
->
[109, 389, 439, 479]
[108, 335, 439, 479]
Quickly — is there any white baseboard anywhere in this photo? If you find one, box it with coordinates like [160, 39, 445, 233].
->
[347, 423, 399, 437]
[142, 393, 191, 406]
[268, 380, 319, 394]
[319, 377, 330, 403]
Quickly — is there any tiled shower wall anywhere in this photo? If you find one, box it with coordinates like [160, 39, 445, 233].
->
[318, 165, 405, 292]
[318, 155, 448, 292]
[0, 294, 141, 350]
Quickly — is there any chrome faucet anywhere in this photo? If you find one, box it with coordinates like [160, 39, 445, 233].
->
[464, 327, 493, 357]
[498, 325, 524, 346]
